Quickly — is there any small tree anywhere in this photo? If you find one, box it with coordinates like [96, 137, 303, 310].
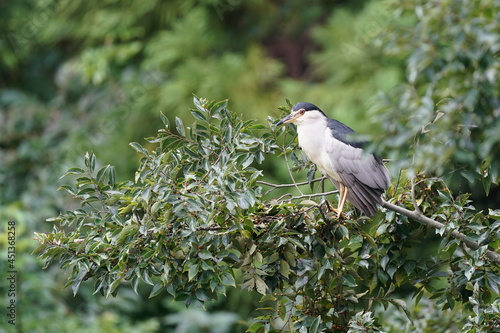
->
[36, 97, 499, 332]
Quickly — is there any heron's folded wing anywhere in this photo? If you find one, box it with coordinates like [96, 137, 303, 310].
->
[326, 138, 390, 191]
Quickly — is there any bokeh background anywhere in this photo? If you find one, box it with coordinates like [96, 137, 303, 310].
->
[1, 0, 498, 332]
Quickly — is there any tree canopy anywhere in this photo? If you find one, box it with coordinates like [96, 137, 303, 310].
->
[35, 95, 500, 332]
[1, 0, 499, 332]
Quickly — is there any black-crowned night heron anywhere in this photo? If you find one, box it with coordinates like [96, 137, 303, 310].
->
[277, 102, 390, 217]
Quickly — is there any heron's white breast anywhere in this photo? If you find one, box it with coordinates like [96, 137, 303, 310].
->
[296, 118, 341, 182]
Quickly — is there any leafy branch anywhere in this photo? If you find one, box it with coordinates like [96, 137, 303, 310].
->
[381, 200, 500, 264]
[258, 177, 500, 264]
[34, 97, 500, 332]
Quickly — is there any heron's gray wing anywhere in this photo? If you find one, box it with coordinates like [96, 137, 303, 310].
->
[326, 137, 390, 216]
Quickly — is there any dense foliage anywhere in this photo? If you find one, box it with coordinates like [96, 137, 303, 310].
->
[373, 0, 500, 193]
[2, 0, 499, 331]
[36, 97, 500, 332]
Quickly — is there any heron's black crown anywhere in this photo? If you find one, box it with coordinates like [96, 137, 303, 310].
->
[293, 102, 364, 149]
[292, 102, 324, 113]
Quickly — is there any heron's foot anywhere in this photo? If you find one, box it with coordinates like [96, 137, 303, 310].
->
[333, 210, 344, 219]
[322, 201, 344, 219]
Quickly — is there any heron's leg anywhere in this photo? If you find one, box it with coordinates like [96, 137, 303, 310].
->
[336, 183, 348, 218]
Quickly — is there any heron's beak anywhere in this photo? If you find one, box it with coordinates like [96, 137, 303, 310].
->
[277, 111, 298, 126]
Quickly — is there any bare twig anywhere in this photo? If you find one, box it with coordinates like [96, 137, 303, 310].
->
[258, 177, 327, 195]
[283, 152, 304, 196]
[278, 190, 339, 202]
[410, 176, 422, 215]
[381, 200, 500, 264]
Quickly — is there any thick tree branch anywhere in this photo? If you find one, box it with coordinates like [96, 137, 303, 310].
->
[382, 200, 500, 264]
[261, 179, 500, 264]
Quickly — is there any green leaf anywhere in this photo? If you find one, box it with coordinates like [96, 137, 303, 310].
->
[221, 272, 236, 288]
[246, 321, 264, 333]
[254, 276, 268, 295]
[77, 187, 95, 196]
[310, 316, 321, 333]
[236, 195, 250, 209]
[149, 284, 164, 298]
[193, 96, 206, 113]
[106, 277, 122, 298]
[60, 167, 85, 179]
[307, 167, 316, 190]
[482, 172, 491, 196]
[195, 289, 211, 302]
[129, 142, 149, 155]
[72, 268, 89, 296]
[198, 250, 213, 260]
[241, 154, 254, 169]
[160, 111, 169, 127]
[108, 165, 116, 185]
[295, 275, 308, 289]
[175, 117, 185, 136]
[191, 109, 206, 121]
[342, 274, 358, 287]
[96, 165, 110, 184]
[389, 299, 414, 325]
[338, 224, 349, 239]
[280, 260, 290, 278]
[58, 185, 76, 196]
[84, 152, 96, 173]
[188, 264, 199, 281]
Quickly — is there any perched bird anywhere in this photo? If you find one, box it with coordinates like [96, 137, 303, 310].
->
[277, 102, 390, 217]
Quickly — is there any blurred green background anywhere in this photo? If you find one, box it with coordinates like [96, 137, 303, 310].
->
[1, 0, 498, 332]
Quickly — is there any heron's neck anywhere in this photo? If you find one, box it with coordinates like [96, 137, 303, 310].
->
[296, 118, 327, 163]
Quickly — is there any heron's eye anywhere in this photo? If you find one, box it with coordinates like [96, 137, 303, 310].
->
[299, 109, 305, 115]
